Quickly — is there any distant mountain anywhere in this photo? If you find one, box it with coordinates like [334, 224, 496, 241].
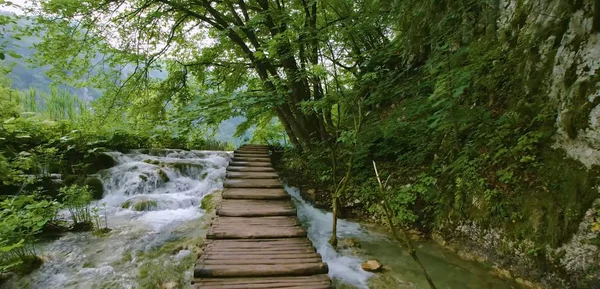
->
[0, 11, 102, 101]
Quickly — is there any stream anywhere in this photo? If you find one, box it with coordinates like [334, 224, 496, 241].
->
[4, 149, 524, 289]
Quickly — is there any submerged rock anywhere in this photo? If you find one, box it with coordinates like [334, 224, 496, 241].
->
[121, 197, 158, 211]
[361, 260, 383, 272]
[341, 237, 362, 249]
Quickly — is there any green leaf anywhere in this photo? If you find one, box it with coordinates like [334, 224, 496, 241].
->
[8, 50, 22, 59]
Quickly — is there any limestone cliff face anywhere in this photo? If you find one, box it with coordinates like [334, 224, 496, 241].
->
[497, 0, 600, 167]
[446, 2, 600, 288]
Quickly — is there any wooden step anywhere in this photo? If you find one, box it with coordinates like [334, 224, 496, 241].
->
[193, 275, 331, 289]
[224, 178, 282, 188]
[207, 217, 306, 239]
[233, 151, 270, 156]
[226, 171, 279, 179]
[232, 157, 272, 162]
[195, 263, 328, 278]
[227, 166, 276, 172]
[217, 199, 296, 217]
[222, 188, 289, 200]
[229, 161, 272, 167]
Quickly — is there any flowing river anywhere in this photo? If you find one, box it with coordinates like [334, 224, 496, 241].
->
[5, 149, 524, 289]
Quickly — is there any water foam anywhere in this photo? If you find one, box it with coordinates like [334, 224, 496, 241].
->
[286, 186, 374, 288]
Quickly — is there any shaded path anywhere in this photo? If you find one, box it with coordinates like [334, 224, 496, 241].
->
[193, 145, 331, 288]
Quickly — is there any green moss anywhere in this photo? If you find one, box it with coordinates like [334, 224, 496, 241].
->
[136, 253, 194, 289]
[13, 255, 43, 275]
[157, 169, 170, 183]
[93, 227, 112, 237]
[121, 198, 158, 211]
[84, 177, 104, 200]
[200, 194, 214, 212]
[143, 159, 161, 165]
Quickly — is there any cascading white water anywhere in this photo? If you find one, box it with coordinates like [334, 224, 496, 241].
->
[286, 186, 374, 288]
[5, 149, 230, 289]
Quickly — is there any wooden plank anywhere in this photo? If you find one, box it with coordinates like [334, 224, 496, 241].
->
[207, 227, 306, 239]
[229, 161, 273, 167]
[233, 151, 270, 156]
[224, 178, 282, 188]
[236, 148, 270, 153]
[226, 172, 279, 179]
[227, 166, 276, 172]
[193, 275, 331, 289]
[241, 144, 271, 148]
[217, 202, 295, 217]
[222, 188, 289, 200]
[232, 156, 272, 162]
[195, 263, 329, 278]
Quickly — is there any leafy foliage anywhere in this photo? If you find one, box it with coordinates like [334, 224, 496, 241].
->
[0, 194, 60, 274]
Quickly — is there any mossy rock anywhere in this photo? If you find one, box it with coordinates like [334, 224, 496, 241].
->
[87, 153, 116, 174]
[139, 174, 148, 182]
[143, 159, 161, 166]
[71, 221, 94, 232]
[200, 194, 214, 212]
[84, 177, 104, 200]
[13, 255, 43, 275]
[341, 237, 362, 249]
[157, 169, 170, 182]
[122, 198, 158, 211]
[63, 175, 84, 186]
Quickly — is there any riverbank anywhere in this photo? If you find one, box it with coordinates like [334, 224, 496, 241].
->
[285, 186, 526, 289]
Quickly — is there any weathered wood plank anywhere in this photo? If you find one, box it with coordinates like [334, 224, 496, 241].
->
[229, 161, 273, 167]
[233, 151, 270, 156]
[227, 166, 276, 172]
[207, 227, 306, 239]
[232, 156, 272, 162]
[195, 263, 329, 278]
[224, 178, 282, 188]
[222, 188, 289, 200]
[226, 171, 279, 179]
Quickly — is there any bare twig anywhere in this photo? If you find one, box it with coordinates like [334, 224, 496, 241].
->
[372, 161, 438, 289]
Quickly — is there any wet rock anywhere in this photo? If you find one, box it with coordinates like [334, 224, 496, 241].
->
[139, 174, 148, 182]
[361, 260, 383, 272]
[84, 177, 104, 199]
[341, 237, 361, 249]
[157, 169, 170, 182]
[143, 159, 161, 166]
[491, 266, 512, 279]
[71, 221, 94, 232]
[88, 153, 115, 174]
[121, 197, 158, 211]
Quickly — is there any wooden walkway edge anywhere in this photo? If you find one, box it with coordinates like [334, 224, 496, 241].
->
[193, 144, 332, 289]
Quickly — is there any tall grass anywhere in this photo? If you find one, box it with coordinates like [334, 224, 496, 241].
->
[20, 87, 86, 121]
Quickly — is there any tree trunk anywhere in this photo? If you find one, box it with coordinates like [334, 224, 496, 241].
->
[329, 197, 338, 247]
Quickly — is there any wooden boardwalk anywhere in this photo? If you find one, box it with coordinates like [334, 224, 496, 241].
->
[193, 144, 331, 289]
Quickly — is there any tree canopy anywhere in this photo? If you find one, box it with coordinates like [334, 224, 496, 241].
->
[16, 0, 395, 149]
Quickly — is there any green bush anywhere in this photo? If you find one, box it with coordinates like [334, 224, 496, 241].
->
[0, 195, 60, 274]
[59, 185, 94, 231]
